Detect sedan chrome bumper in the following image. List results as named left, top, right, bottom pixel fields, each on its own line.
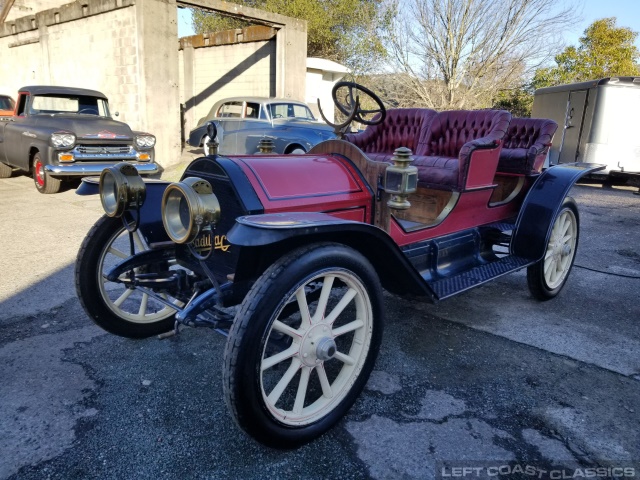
left=44, top=162, right=160, bottom=177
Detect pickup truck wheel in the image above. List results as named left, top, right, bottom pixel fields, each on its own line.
left=32, top=153, right=62, bottom=194
left=0, top=161, right=12, bottom=178
left=223, top=243, right=383, bottom=448
left=527, top=197, right=579, bottom=300
left=75, top=215, right=178, bottom=338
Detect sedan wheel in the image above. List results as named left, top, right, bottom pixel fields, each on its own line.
left=0, top=161, right=12, bottom=178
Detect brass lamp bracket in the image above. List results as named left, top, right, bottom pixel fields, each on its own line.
left=385, top=147, right=418, bottom=210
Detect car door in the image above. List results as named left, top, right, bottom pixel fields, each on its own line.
left=3, top=94, right=33, bottom=169
left=237, top=102, right=271, bottom=154
left=215, top=101, right=244, bottom=154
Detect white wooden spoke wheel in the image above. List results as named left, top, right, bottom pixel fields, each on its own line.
left=260, top=270, right=373, bottom=425
left=527, top=198, right=580, bottom=300
left=97, top=224, right=178, bottom=324
left=75, top=215, right=180, bottom=338
left=223, top=243, right=383, bottom=448
left=543, top=208, right=577, bottom=289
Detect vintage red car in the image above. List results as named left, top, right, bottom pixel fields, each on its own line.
left=75, top=82, right=603, bottom=448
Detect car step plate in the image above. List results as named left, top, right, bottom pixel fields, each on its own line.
left=429, top=255, right=532, bottom=300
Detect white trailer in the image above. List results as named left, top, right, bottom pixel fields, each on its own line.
left=532, top=77, right=640, bottom=183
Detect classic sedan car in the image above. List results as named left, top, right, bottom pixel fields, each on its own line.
left=0, top=94, right=15, bottom=117
left=187, top=96, right=335, bottom=155
left=75, top=82, right=603, bottom=449
left=0, top=85, right=158, bottom=193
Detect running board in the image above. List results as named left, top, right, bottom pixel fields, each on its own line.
left=428, top=255, right=533, bottom=300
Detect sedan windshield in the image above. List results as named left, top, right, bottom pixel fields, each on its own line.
left=29, top=94, right=110, bottom=116
left=268, top=103, right=315, bottom=121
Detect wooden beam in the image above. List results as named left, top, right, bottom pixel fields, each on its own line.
left=0, top=0, right=16, bottom=24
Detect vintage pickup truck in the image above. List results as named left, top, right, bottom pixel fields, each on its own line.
left=0, top=85, right=158, bottom=193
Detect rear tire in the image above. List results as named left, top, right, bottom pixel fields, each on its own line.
left=0, top=161, right=12, bottom=178
left=32, top=152, right=62, bottom=194
left=527, top=197, right=579, bottom=300
left=223, top=243, right=384, bottom=448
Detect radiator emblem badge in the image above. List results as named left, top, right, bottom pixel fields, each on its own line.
left=214, top=235, right=230, bottom=252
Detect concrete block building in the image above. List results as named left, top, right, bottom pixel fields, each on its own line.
left=0, top=1, right=344, bottom=166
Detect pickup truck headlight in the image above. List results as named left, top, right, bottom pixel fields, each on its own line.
left=51, top=132, right=76, bottom=148
left=162, top=177, right=221, bottom=244
left=100, top=163, right=146, bottom=218
left=135, top=134, right=156, bottom=149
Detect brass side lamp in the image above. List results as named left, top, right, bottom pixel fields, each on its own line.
left=385, top=147, right=418, bottom=210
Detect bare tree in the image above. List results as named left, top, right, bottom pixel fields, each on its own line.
left=383, top=0, right=577, bottom=110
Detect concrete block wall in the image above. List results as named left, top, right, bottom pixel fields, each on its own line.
left=181, top=39, right=276, bottom=133
left=46, top=7, right=143, bottom=130
left=0, top=5, right=142, bottom=127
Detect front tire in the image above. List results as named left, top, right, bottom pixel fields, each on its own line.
left=527, top=197, right=579, bottom=300
left=33, top=152, right=62, bottom=194
left=75, top=215, right=178, bottom=338
left=223, top=243, right=384, bottom=448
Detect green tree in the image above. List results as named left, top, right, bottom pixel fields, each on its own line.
left=492, top=86, right=534, bottom=117
left=533, top=18, right=640, bottom=88
left=191, top=0, right=391, bottom=74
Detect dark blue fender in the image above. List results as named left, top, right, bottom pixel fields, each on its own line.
left=512, top=163, right=605, bottom=261
left=227, top=212, right=436, bottom=300
left=76, top=176, right=172, bottom=245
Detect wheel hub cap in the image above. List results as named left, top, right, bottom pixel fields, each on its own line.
left=315, top=337, right=337, bottom=361
left=300, top=324, right=335, bottom=366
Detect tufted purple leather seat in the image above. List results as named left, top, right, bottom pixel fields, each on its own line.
left=344, top=108, right=437, bottom=163
left=497, top=118, right=558, bottom=174
left=345, top=108, right=512, bottom=191
left=412, top=109, right=512, bottom=190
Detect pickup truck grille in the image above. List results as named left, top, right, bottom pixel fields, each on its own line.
left=76, top=145, right=132, bottom=154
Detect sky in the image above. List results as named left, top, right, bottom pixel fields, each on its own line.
left=177, top=0, right=640, bottom=49
left=564, top=0, right=640, bottom=48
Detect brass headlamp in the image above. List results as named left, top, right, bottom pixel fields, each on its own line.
left=161, top=177, right=221, bottom=244
left=99, top=163, right=146, bottom=218
left=384, top=147, right=418, bottom=210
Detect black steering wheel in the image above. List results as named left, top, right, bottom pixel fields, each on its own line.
left=332, top=81, right=386, bottom=126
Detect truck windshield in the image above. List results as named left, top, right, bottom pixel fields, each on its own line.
left=29, top=94, right=110, bottom=117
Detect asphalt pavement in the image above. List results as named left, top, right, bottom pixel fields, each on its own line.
left=1, top=168, right=639, bottom=480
